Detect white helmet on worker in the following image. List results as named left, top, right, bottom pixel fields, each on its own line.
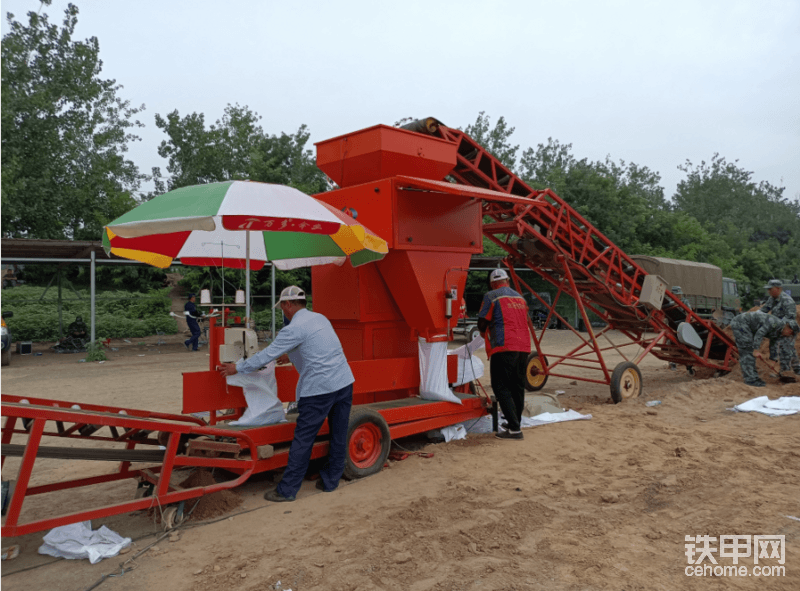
left=273, top=285, right=306, bottom=308
left=490, top=268, right=509, bottom=283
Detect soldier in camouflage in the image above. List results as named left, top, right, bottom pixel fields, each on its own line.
left=760, top=279, right=800, bottom=375
left=730, top=311, right=800, bottom=387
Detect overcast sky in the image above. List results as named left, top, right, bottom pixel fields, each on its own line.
left=3, top=0, right=799, bottom=202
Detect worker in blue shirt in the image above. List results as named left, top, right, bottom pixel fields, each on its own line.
left=218, top=286, right=355, bottom=502
left=184, top=293, right=203, bottom=351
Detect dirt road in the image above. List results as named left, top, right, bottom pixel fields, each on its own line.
left=2, top=331, right=798, bottom=590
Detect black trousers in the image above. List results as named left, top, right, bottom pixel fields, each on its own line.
left=490, top=351, right=527, bottom=432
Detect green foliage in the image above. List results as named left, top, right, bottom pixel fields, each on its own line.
left=19, top=263, right=168, bottom=292
left=84, top=340, right=107, bottom=362
left=251, top=308, right=283, bottom=333
left=673, top=154, right=800, bottom=298
left=462, top=112, right=519, bottom=171
left=176, top=265, right=311, bottom=302
left=1, top=286, right=177, bottom=341
left=151, top=104, right=328, bottom=196
left=1, top=2, right=146, bottom=239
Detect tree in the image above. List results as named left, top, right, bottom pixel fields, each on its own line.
left=463, top=111, right=519, bottom=171
left=2, top=1, right=146, bottom=239
left=518, top=138, right=667, bottom=253
left=674, top=154, right=800, bottom=242
left=152, top=104, right=328, bottom=196
left=674, top=154, right=800, bottom=289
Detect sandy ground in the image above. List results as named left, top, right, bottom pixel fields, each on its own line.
left=2, top=328, right=799, bottom=591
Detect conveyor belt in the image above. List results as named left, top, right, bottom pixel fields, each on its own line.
left=1, top=444, right=166, bottom=463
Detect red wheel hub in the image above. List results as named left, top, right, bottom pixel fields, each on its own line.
left=349, top=423, right=382, bottom=468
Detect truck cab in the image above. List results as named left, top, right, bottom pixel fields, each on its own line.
left=721, top=278, right=741, bottom=324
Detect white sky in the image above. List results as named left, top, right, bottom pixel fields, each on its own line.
left=3, top=0, right=799, bottom=202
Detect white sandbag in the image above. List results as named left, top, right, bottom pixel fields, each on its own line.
left=440, top=423, right=467, bottom=442
left=447, top=335, right=486, bottom=386
left=226, top=361, right=287, bottom=426
left=418, top=339, right=461, bottom=404
left=38, top=521, right=131, bottom=564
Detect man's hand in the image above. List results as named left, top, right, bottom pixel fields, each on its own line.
left=217, top=363, right=238, bottom=377
left=277, top=354, right=291, bottom=365
left=753, top=351, right=763, bottom=360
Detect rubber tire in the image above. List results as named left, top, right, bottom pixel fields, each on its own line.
left=686, top=366, right=696, bottom=377
left=524, top=352, right=548, bottom=392
left=343, top=408, right=391, bottom=481
left=468, top=327, right=480, bottom=342
left=1, top=347, right=10, bottom=367
left=610, top=361, right=643, bottom=404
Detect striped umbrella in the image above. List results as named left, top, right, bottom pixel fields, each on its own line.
left=102, top=180, right=387, bottom=270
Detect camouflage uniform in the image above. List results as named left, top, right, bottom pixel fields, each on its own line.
left=730, top=311, right=789, bottom=386
left=760, top=290, right=799, bottom=374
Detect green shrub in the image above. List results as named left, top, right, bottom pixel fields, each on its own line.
left=84, top=340, right=107, bottom=362
left=2, top=286, right=178, bottom=341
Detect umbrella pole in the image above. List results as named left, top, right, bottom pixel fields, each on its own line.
left=246, top=231, right=251, bottom=328
left=271, top=264, right=276, bottom=339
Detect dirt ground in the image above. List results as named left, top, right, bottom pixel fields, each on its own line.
left=2, top=328, right=799, bottom=591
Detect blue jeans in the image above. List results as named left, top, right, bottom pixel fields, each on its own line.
left=277, top=383, right=353, bottom=497
left=185, top=319, right=201, bottom=350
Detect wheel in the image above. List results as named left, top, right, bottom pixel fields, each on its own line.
left=686, top=366, right=696, bottom=377
left=163, top=504, right=186, bottom=530
left=467, top=327, right=480, bottom=342
left=713, top=370, right=730, bottom=379
left=343, top=408, right=391, bottom=480
left=524, top=352, right=548, bottom=392
left=610, top=362, right=643, bottom=403
left=1, top=347, right=9, bottom=367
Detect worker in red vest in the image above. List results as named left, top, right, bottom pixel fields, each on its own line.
left=477, top=269, right=531, bottom=440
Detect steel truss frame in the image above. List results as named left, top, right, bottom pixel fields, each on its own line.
left=424, top=123, right=737, bottom=388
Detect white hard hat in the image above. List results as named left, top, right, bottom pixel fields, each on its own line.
left=273, top=285, right=306, bottom=308
left=490, top=268, right=509, bottom=282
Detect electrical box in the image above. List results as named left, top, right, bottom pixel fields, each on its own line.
left=640, top=275, right=667, bottom=310
left=218, top=328, right=259, bottom=363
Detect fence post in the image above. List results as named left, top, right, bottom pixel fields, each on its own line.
left=90, top=251, right=96, bottom=344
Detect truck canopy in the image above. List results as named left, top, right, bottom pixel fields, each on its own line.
left=630, top=256, right=722, bottom=299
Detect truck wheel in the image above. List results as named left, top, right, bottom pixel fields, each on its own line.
left=524, top=352, right=548, bottom=392
left=1, top=347, right=10, bottom=367
left=610, top=362, right=642, bottom=403
left=468, top=327, right=480, bottom=342
left=343, top=408, right=391, bottom=480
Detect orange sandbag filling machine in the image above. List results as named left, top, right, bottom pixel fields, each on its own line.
left=1, top=124, right=491, bottom=537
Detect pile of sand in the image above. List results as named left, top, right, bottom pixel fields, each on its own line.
left=178, top=469, right=243, bottom=521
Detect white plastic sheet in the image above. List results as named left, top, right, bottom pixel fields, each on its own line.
left=38, top=521, right=131, bottom=564
left=450, top=408, right=592, bottom=435
left=733, top=396, right=800, bottom=417
left=521, top=409, right=593, bottom=427
left=418, top=339, right=461, bottom=404
left=226, top=361, right=287, bottom=426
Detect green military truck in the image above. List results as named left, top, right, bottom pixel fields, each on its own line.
left=630, top=256, right=741, bottom=325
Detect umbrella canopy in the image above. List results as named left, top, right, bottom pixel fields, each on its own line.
left=102, top=181, right=388, bottom=270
